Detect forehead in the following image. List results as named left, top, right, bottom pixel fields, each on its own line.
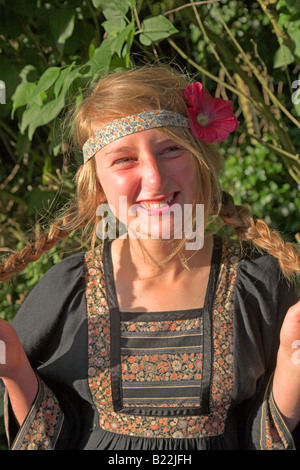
left=96, top=128, right=179, bottom=157
left=82, top=110, right=190, bottom=164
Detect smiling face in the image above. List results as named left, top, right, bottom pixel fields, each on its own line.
left=94, top=128, right=201, bottom=241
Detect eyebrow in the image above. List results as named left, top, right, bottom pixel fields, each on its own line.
left=103, top=138, right=178, bottom=156
left=104, top=146, right=134, bottom=156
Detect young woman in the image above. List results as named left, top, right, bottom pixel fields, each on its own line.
left=0, top=65, right=299, bottom=450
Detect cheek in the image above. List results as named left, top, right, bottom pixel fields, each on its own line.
left=174, top=156, right=199, bottom=187
left=181, top=158, right=201, bottom=204
left=97, top=172, right=137, bottom=216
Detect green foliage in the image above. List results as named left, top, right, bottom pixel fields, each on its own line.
left=220, top=140, right=300, bottom=238
left=139, top=15, right=178, bottom=45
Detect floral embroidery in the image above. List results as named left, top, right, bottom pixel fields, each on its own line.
left=120, top=317, right=204, bottom=409
left=260, top=376, right=295, bottom=450
left=10, top=376, right=64, bottom=450
left=121, top=318, right=202, bottom=333
left=84, top=238, right=241, bottom=438
left=121, top=352, right=203, bottom=383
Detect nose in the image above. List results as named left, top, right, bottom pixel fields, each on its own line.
left=141, top=157, right=168, bottom=192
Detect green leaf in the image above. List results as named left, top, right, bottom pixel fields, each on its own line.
left=114, top=22, right=135, bottom=56
left=278, top=13, right=293, bottom=29
left=102, top=18, right=127, bottom=35
left=34, top=67, right=61, bottom=96
left=91, top=0, right=106, bottom=7
left=20, top=103, right=43, bottom=135
left=29, top=67, right=61, bottom=107
left=273, top=44, right=295, bottom=68
left=11, top=82, right=36, bottom=117
left=89, top=43, right=96, bottom=60
left=290, top=29, right=300, bottom=58
left=102, top=7, right=126, bottom=23
left=285, top=0, right=300, bottom=15
left=139, top=15, right=178, bottom=46
left=87, top=39, right=113, bottom=74
left=20, top=67, right=80, bottom=140
left=28, top=99, right=66, bottom=140
left=100, top=4, right=129, bottom=36
left=54, top=63, right=75, bottom=98
left=56, top=67, right=80, bottom=99
left=12, top=67, right=60, bottom=117
left=92, top=0, right=134, bottom=14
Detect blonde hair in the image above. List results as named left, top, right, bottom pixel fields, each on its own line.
left=1, top=64, right=299, bottom=281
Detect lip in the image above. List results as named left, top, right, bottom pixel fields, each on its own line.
left=136, top=192, right=179, bottom=215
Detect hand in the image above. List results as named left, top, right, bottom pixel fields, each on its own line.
left=0, top=318, right=38, bottom=426
left=278, top=300, right=300, bottom=373
left=273, top=300, right=300, bottom=431
left=0, top=318, right=25, bottom=380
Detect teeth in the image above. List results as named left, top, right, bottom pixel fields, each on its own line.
left=140, top=193, right=175, bottom=209
left=140, top=202, right=167, bottom=209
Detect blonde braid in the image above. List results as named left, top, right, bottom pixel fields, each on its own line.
left=0, top=220, right=72, bottom=282
left=219, top=191, right=300, bottom=280
left=0, top=160, right=104, bottom=282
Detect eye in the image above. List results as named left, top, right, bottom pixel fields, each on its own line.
left=113, top=157, right=137, bottom=166
left=161, top=145, right=184, bottom=156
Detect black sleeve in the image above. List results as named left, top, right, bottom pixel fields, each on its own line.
left=233, top=248, right=299, bottom=450
left=3, top=251, right=90, bottom=450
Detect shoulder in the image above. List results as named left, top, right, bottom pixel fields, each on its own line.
left=11, top=250, right=89, bottom=366
left=221, top=236, right=298, bottom=314
left=23, top=250, right=87, bottom=302
left=225, top=237, right=298, bottom=320
left=42, top=250, right=86, bottom=280
left=222, top=237, right=288, bottom=286
left=224, top=238, right=298, bottom=372
left=12, top=251, right=87, bottom=334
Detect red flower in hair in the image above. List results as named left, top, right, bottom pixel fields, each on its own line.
left=184, top=82, right=239, bottom=143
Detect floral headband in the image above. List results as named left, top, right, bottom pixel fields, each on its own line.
left=82, top=82, right=239, bottom=164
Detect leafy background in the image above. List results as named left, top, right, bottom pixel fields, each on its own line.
left=0, top=0, right=299, bottom=449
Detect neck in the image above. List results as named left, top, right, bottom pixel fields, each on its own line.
left=112, top=234, right=213, bottom=282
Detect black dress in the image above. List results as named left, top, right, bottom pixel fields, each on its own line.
left=2, top=236, right=299, bottom=450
